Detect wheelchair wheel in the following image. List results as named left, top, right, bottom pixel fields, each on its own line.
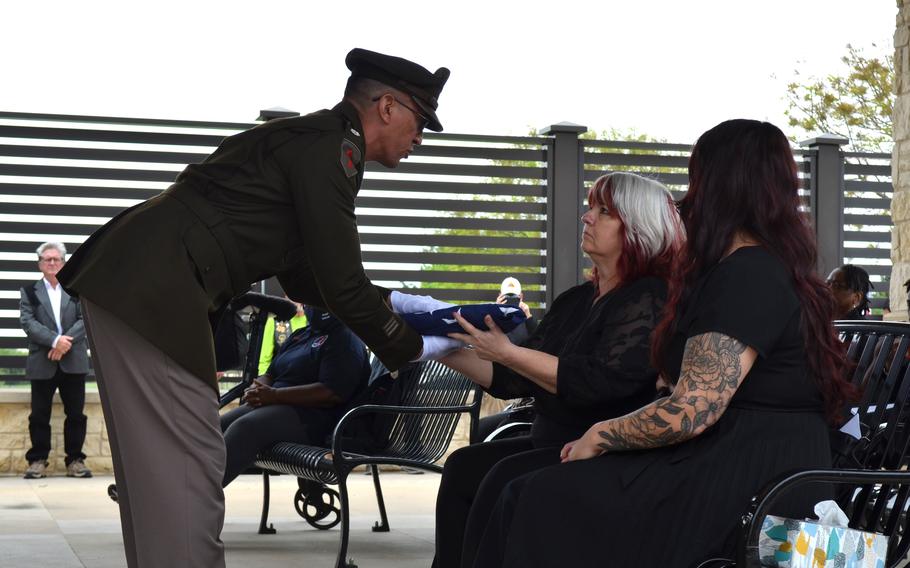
left=694, top=560, right=735, bottom=568
left=484, top=421, right=533, bottom=443
left=294, top=484, right=342, bottom=530
left=107, top=483, right=118, bottom=503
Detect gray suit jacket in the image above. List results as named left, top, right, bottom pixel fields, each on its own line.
left=19, top=280, right=89, bottom=379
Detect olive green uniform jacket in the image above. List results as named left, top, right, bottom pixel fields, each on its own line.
left=58, top=101, right=422, bottom=391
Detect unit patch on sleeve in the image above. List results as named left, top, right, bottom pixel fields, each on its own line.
left=340, top=138, right=362, bottom=178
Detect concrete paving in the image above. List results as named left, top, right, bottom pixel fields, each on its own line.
left=0, top=472, right=441, bottom=567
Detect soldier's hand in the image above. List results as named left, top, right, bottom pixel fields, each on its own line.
left=413, top=335, right=464, bottom=361
left=390, top=291, right=454, bottom=314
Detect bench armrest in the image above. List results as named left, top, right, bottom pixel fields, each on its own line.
left=738, top=468, right=910, bottom=567
left=330, top=402, right=477, bottom=466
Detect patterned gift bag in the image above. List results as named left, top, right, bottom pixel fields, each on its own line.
left=758, top=515, right=888, bottom=567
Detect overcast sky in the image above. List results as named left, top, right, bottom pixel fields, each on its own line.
left=1, top=0, right=898, bottom=143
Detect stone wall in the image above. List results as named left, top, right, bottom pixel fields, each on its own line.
left=0, top=390, right=112, bottom=476
left=892, top=0, right=910, bottom=320
left=0, top=389, right=506, bottom=476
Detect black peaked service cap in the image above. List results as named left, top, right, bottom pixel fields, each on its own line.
left=346, top=48, right=450, bottom=132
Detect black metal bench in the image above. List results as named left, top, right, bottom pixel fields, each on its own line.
left=727, top=321, right=910, bottom=567
left=252, top=358, right=482, bottom=568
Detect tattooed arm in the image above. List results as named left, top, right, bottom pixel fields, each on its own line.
left=561, top=332, right=757, bottom=462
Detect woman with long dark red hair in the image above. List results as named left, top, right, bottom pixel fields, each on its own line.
left=470, top=119, right=854, bottom=567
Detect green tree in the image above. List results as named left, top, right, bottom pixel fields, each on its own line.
left=418, top=128, right=675, bottom=308
left=784, top=43, right=893, bottom=152
left=784, top=43, right=894, bottom=316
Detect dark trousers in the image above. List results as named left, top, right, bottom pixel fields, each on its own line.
left=26, top=369, right=87, bottom=465
left=433, top=437, right=561, bottom=568
left=220, top=403, right=314, bottom=487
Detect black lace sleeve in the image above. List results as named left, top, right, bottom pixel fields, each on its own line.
left=555, top=281, right=664, bottom=408
left=484, top=310, right=554, bottom=400
left=482, top=286, right=576, bottom=400
left=485, top=363, right=535, bottom=399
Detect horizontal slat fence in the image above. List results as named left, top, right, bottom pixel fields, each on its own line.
left=359, top=133, right=549, bottom=308
left=842, top=151, right=893, bottom=311
left=581, top=139, right=815, bottom=279
left=0, top=112, right=549, bottom=378
left=0, top=111, right=896, bottom=378
left=0, top=113, right=239, bottom=376
left=579, top=137, right=893, bottom=314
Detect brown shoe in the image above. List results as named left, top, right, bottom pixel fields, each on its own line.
left=24, top=461, right=47, bottom=479
left=66, top=459, right=92, bottom=478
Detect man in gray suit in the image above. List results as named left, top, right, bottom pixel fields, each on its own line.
left=19, top=242, right=91, bottom=479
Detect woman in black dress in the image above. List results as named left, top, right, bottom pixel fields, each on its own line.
left=472, top=119, right=857, bottom=567
left=432, top=172, right=685, bottom=568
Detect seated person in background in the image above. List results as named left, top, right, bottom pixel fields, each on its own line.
left=476, top=277, right=539, bottom=442
left=497, top=276, right=538, bottom=345
left=827, top=264, right=873, bottom=320
left=258, top=297, right=308, bottom=375
left=220, top=306, right=369, bottom=487
left=430, top=172, right=685, bottom=568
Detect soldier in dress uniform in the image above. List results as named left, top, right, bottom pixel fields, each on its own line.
left=57, top=48, right=451, bottom=568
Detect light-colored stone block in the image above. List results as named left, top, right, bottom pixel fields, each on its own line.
left=0, top=395, right=114, bottom=476
left=81, top=436, right=101, bottom=457
left=0, top=451, right=12, bottom=473
left=0, top=433, right=29, bottom=451
left=897, top=141, right=910, bottom=180
left=891, top=190, right=910, bottom=222
left=0, top=405, right=30, bottom=434
left=898, top=25, right=910, bottom=50
left=889, top=261, right=910, bottom=320
left=84, top=456, right=114, bottom=474
left=899, top=47, right=910, bottom=96
left=895, top=8, right=910, bottom=307
left=48, top=457, right=64, bottom=474
left=896, top=96, right=910, bottom=144
left=85, top=411, right=104, bottom=434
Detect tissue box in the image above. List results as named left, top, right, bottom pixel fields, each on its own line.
left=758, top=515, right=888, bottom=567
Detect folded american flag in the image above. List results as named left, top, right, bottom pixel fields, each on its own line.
left=401, top=304, right=527, bottom=336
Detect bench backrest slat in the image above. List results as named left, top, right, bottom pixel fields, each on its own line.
left=385, top=360, right=478, bottom=463
left=833, top=321, right=910, bottom=560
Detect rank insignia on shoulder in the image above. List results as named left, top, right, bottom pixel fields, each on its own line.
left=340, top=138, right=362, bottom=178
